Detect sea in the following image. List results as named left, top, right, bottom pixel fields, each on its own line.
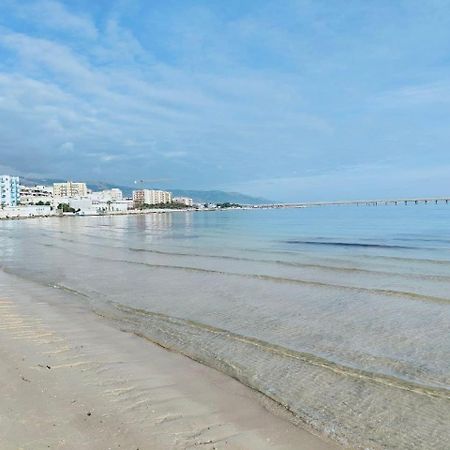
left=1, top=205, right=449, bottom=449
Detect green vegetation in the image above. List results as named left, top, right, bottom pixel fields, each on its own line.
left=57, top=203, right=77, bottom=213
left=216, top=202, right=242, bottom=208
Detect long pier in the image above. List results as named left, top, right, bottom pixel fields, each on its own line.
left=254, top=197, right=450, bottom=208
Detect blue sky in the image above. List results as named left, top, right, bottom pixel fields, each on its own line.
left=0, top=0, right=450, bottom=201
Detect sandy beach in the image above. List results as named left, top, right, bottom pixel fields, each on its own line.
left=0, top=269, right=338, bottom=450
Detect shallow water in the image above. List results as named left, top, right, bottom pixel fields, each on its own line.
left=1, top=205, right=449, bottom=449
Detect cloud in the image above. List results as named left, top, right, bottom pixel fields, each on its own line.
left=376, top=82, right=450, bottom=107
left=0, top=1, right=450, bottom=198
left=0, top=20, right=331, bottom=180
left=12, top=0, right=98, bottom=39
left=0, top=28, right=104, bottom=91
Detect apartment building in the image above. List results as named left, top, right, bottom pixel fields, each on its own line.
left=90, top=188, right=123, bottom=202
left=0, top=175, right=20, bottom=207
left=20, top=185, right=53, bottom=205
left=53, top=181, right=88, bottom=198
left=133, top=189, right=172, bottom=207
left=172, top=196, right=193, bottom=207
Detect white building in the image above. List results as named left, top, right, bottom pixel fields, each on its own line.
left=57, top=197, right=131, bottom=215
left=93, top=200, right=129, bottom=213
left=20, top=185, right=53, bottom=205
left=172, top=196, right=193, bottom=207
left=53, top=181, right=87, bottom=198
left=133, top=189, right=172, bottom=207
left=0, top=204, right=52, bottom=219
left=90, top=188, right=123, bottom=202
left=0, top=175, right=20, bottom=207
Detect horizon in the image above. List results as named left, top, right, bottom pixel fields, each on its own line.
left=1, top=1, right=450, bottom=201
left=16, top=175, right=450, bottom=205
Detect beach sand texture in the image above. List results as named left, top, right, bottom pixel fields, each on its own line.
left=0, top=270, right=337, bottom=450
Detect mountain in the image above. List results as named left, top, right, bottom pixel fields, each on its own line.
left=21, top=177, right=270, bottom=205
left=169, top=189, right=269, bottom=205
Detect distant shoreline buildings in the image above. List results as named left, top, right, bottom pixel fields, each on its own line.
left=0, top=175, right=196, bottom=219
left=133, top=189, right=172, bottom=208
left=173, top=196, right=194, bottom=207
left=53, top=181, right=87, bottom=198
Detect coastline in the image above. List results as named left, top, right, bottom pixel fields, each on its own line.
left=0, top=206, right=252, bottom=221
left=0, top=269, right=338, bottom=450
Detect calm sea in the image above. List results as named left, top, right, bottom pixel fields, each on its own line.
left=1, top=205, right=449, bottom=449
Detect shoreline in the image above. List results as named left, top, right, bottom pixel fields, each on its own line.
left=0, top=206, right=254, bottom=221
left=0, top=269, right=339, bottom=450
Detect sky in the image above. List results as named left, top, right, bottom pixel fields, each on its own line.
left=1, top=0, right=450, bottom=201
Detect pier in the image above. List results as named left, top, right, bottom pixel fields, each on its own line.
left=255, top=197, right=450, bottom=208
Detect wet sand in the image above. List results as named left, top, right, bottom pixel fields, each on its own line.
left=0, top=270, right=339, bottom=450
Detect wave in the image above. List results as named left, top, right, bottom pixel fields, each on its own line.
left=393, top=235, right=450, bottom=244
left=33, top=235, right=450, bottom=282
left=2, top=266, right=449, bottom=449
left=285, top=240, right=417, bottom=249
left=37, top=226, right=450, bottom=267
left=36, top=243, right=450, bottom=305
left=105, top=302, right=450, bottom=449
left=129, top=247, right=450, bottom=281
left=113, top=303, right=450, bottom=398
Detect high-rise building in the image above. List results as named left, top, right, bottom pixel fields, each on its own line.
left=53, top=181, right=87, bottom=198
left=133, top=189, right=172, bottom=207
left=0, top=175, right=20, bottom=207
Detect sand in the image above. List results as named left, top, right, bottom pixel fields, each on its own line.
left=0, top=270, right=339, bottom=450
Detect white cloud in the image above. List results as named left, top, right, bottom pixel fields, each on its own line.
left=1, top=1, right=448, bottom=197
left=376, top=82, right=450, bottom=107
left=14, top=0, right=98, bottom=39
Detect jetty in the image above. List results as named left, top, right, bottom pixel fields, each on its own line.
left=254, top=197, right=450, bottom=208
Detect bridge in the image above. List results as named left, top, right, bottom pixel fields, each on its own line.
left=254, top=197, right=450, bottom=208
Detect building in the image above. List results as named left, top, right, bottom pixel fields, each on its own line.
left=133, top=189, right=172, bottom=207
left=93, top=200, right=129, bottom=213
left=0, top=175, right=20, bottom=207
left=60, top=198, right=130, bottom=215
left=0, top=204, right=52, bottom=219
left=20, top=185, right=53, bottom=205
left=172, top=196, right=193, bottom=207
left=53, top=181, right=87, bottom=198
left=90, top=188, right=123, bottom=202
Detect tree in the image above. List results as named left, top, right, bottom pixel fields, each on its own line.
left=217, top=202, right=241, bottom=208
left=57, top=203, right=76, bottom=213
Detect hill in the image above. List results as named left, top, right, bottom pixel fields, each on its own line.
left=21, top=178, right=270, bottom=205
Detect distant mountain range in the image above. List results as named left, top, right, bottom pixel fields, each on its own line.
left=21, top=177, right=270, bottom=205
